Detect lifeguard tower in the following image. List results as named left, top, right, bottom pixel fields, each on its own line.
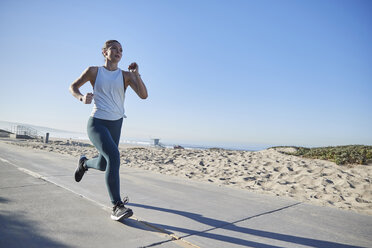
left=152, top=138, right=160, bottom=146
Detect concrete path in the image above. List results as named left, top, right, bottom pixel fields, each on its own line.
left=0, top=141, right=371, bottom=248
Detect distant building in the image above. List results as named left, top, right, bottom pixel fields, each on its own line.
left=0, top=129, right=13, bottom=138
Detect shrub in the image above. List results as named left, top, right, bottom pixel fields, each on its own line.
left=276, top=145, right=372, bottom=165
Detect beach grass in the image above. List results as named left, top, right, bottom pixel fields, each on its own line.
left=276, top=145, right=372, bottom=165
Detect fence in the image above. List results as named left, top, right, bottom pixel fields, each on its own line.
left=10, top=125, right=43, bottom=139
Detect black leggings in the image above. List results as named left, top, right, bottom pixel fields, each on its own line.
left=85, top=117, right=123, bottom=204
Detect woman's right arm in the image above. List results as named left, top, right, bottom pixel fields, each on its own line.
left=69, top=67, right=96, bottom=104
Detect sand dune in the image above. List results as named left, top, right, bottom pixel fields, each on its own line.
left=2, top=138, right=371, bottom=215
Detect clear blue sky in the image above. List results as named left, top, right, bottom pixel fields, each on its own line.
left=0, top=0, right=371, bottom=148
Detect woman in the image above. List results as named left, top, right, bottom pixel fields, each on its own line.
left=69, top=40, right=148, bottom=221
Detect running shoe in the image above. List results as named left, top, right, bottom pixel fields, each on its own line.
left=74, top=155, right=88, bottom=182
left=111, top=201, right=133, bottom=221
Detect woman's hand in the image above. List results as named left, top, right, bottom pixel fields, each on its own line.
left=126, top=62, right=148, bottom=99
left=82, top=93, right=94, bottom=104
left=128, top=62, right=140, bottom=75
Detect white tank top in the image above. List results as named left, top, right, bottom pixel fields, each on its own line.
left=91, top=67, right=126, bottom=120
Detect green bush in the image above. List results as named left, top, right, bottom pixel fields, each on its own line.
left=276, top=145, right=372, bottom=165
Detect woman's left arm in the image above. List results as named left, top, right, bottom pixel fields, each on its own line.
left=126, top=62, right=148, bottom=99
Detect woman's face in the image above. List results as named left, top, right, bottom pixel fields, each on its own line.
left=104, top=42, right=123, bottom=62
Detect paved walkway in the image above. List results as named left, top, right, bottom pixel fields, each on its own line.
left=0, top=141, right=371, bottom=248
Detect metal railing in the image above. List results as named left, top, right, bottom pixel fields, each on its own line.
left=11, top=125, right=43, bottom=139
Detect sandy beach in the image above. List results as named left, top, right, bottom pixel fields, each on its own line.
left=1, top=138, right=371, bottom=216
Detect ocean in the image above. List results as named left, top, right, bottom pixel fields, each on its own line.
left=0, top=120, right=268, bottom=151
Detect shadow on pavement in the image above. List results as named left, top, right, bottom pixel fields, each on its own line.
left=129, top=203, right=365, bottom=248
left=121, top=217, right=169, bottom=234
left=0, top=196, right=10, bottom=203
left=0, top=208, right=69, bottom=248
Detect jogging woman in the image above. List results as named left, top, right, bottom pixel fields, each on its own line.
left=69, top=40, right=148, bottom=221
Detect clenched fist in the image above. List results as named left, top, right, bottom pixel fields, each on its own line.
left=128, top=62, right=139, bottom=74
left=81, top=93, right=94, bottom=104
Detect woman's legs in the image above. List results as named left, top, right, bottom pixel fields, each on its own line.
left=85, top=117, right=123, bottom=204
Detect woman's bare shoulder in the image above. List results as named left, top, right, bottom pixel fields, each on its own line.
left=87, top=66, right=99, bottom=74
left=84, top=66, right=98, bottom=80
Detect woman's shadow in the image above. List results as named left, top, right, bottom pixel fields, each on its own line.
left=121, top=202, right=364, bottom=248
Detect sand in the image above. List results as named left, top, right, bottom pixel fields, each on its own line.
left=2, top=138, right=371, bottom=216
